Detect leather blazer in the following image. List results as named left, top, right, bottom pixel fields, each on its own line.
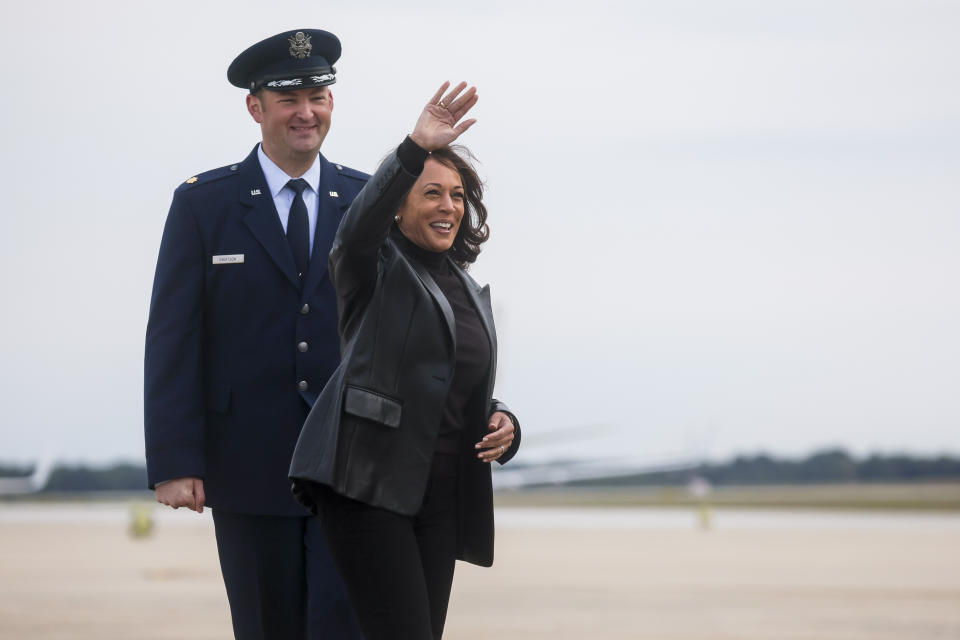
left=290, top=142, right=520, bottom=566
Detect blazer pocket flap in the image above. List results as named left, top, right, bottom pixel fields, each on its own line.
left=343, top=386, right=402, bottom=428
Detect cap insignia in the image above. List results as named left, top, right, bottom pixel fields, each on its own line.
left=289, top=32, right=312, bottom=59
left=311, top=74, right=334, bottom=84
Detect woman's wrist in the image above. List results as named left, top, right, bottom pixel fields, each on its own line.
left=397, top=135, right=430, bottom=175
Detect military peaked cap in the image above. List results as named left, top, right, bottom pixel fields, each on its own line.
left=227, top=29, right=341, bottom=92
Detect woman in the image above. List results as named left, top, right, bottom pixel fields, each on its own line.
left=289, top=82, right=520, bottom=639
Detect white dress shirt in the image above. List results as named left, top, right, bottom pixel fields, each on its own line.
left=257, top=144, right=321, bottom=257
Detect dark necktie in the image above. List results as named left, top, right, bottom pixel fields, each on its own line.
left=286, top=178, right=310, bottom=278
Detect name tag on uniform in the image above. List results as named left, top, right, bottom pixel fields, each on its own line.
left=212, top=254, right=244, bottom=265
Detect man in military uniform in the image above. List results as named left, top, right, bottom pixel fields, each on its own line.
left=144, top=29, right=365, bottom=639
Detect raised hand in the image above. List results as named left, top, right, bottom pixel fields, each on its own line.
left=409, top=81, right=478, bottom=151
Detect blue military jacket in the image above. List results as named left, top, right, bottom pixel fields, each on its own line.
left=144, top=145, right=368, bottom=515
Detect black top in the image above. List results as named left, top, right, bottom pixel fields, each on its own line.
left=398, top=235, right=491, bottom=454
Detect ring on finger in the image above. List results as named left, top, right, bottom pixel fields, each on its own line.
left=438, top=100, right=447, bottom=108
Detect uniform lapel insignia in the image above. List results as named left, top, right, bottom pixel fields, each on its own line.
left=250, top=189, right=262, bottom=196
left=238, top=149, right=300, bottom=291
left=301, top=155, right=344, bottom=297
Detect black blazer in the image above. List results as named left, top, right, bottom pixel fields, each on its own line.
left=290, top=143, right=520, bottom=566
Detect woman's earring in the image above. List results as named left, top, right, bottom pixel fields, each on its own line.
left=395, top=215, right=401, bottom=223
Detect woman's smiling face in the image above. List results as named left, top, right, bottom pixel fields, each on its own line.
left=397, top=158, right=465, bottom=253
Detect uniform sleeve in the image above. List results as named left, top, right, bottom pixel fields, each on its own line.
left=143, top=191, right=207, bottom=488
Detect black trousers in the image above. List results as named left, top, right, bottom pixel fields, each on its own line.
left=316, top=453, right=460, bottom=640
left=211, top=510, right=364, bottom=640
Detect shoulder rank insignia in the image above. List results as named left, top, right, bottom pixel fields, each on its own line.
left=289, top=32, right=312, bottom=59
left=186, top=176, right=198, bottom=184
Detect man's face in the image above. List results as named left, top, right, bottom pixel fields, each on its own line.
left=246, top=86, right=333, bottom=163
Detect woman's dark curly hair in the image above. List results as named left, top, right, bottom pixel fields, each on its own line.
left=412, top=145, right=489, bottom=268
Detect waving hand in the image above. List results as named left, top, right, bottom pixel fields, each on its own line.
left=409, top=81, right=479, bottom=151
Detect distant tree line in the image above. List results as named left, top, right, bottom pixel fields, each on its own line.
left=0, top=462, right=148, bottom=492
left=705, top=449, right=960, bottom=484
left=0, top=463, right=33, bottom=477
left=42, top=463, right=149, bottom=492
left=562, top=449, right=960, bottom=488
left=1, top=449, right=959, bottom=491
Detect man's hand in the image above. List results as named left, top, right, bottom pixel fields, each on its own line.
left=409, top=81, right=478, bottom=151
left=155, top=477, right=206, bottom=513
left=475, top=411, right=515, bottom=463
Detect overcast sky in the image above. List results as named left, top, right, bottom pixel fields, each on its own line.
left=1, top=0, right=958, bottom=467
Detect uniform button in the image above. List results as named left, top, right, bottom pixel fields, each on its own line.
left=297, top=380, right=309, bottom=392
left=300, top=304, right=310, bottom=315
left=297, top=341, right=309, bottom=352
